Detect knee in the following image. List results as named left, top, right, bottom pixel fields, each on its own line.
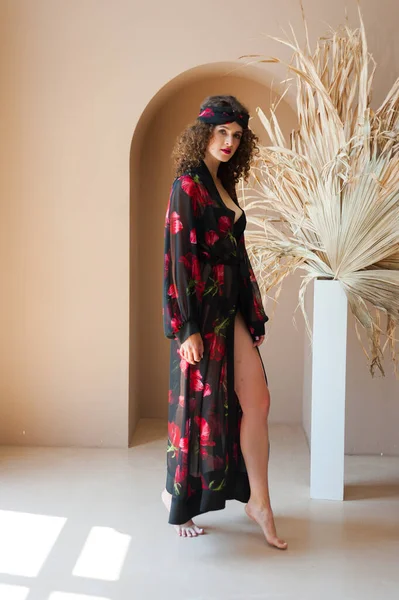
left=260, top=392, right=271, bottom=420
left=240, top=389, right=271, bottom=421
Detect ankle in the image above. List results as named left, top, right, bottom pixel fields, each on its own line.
left=248, top=497, right=272, bottom=512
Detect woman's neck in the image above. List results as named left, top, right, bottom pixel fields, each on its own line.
left=203, top=154, right=220, bottom=182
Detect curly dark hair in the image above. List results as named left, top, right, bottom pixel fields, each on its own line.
left=172, top=95, right=259, bottom=196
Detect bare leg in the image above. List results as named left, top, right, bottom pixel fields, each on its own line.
left=234, top=312, right=287, bottom=550
left=161, top=489, right=204, bottom=537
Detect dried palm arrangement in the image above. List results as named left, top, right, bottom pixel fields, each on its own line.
left=241, top=6, right=399, bottom=377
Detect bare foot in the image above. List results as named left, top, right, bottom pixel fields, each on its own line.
left=245, top=501, right=287, bottom=550
left=161, top=489, right=204, bottom=537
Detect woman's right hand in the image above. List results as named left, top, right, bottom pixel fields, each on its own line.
left=180, top=333, right=204, bottom=365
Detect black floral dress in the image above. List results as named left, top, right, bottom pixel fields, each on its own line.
left=163, top=160, right=268, bottom=525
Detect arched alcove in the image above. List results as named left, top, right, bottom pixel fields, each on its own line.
left=128, top=62, right=299, bottom=442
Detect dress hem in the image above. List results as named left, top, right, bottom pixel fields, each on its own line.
left=166, top=472, right=251, bottom=525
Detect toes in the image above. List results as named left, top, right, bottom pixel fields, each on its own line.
left=268, top=536, right=287, bottom=550
left=180, top=526, right=204, bottom=537
left=193, top=526, right=204, bottom=535
left=174, top=522, right=204, bottom=538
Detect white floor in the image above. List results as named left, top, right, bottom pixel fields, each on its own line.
left=0, top=421, right=398, bottom=600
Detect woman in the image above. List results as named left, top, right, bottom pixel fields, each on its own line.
left=162, top=95, right=287, bottom=549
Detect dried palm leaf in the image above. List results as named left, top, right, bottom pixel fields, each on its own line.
left=240, top=5, right=399, bottom=376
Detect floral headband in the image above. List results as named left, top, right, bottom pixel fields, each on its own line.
left=197, top=106, right=249, bottom=129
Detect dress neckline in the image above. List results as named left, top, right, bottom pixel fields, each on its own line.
left=234, top=211, right=245, bottom=226
left=196, top=160, right=244, bottom=223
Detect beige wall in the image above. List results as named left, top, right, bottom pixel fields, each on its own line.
left=302, top=287, right=399, bottom=456
left=345, top=315, right=399, bottom=456
left=0, top=0, right=398, bottom=449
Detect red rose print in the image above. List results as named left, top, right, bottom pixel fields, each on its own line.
left=195, top=183, right=213, bottom=207
left=190, top=228, right=197, bottom=244
left=181, top=445, right=188, bottom=466
left=164, top=251, right=170, bottom=276
left=179, top=176, right=214, bottom=215
left=168, top=390, right=173, bottom=404
left=194, top=417, right=215, bottom=446
left=196, top=281, right=205, bottom=302
left=190, top=368, right=204, bottom=392
left=204, top=383, right=211, bottom=396
left=205, top=230, right=219, bottom=246
left=180, top=175, right=197, bottom=198
left=175, top=464, right=188, bottom=484
left=178, top=395, right=185, bottom=407
left=168, top=422, right=181, bottom=448
left=180, top=357, right=189, bottom=375
left=170, top=211, right=183, bottom=234
left=197, top=184, right=214, bottom=206
left=191, top=255, right=201, bottom=280
left=164, top=202, right=170, bottom=227
left=214, top=264, right=224, bottom=293
left=171, top=315, right=182, bottom=333
left=199, top=108, right=215, bottom=118
left=179, top=436, right=189, bottom=453
left=168, top=284, right=178, bottom=299
left=253, top=296, right=264, bottom=320
left=179, top=253, right=192, bottom=269
left=218, top=215, right=232, bottom=235
left=205, top=332, right=225, bottom=361
left=200, top=474, right=209, bottom=490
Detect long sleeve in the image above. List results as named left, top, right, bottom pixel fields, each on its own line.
left=238, top=233, right=269, bottom=339
left=163, top=177, right=202, bottom=344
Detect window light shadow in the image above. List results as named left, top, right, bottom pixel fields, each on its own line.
left=0, top=583, right=30, bottom=600
left=72, top=526, right=131, bottom=582
left=0, top=510, right=66, bottom=577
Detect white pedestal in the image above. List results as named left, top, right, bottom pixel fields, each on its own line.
left=310, top=280, right=348, bottom=500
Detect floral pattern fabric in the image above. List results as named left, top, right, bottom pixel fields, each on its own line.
left=163, top=161, right=268, bottom=525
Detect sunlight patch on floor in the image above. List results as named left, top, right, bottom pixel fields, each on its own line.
left=0, top=584, right=30, bottom=600
left=72, top=527, right=131, bottom=582
left=0, top=510, right=66, bottom=577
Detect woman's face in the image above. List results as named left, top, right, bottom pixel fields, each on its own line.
left=206, top=122, right=243, bottom=163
